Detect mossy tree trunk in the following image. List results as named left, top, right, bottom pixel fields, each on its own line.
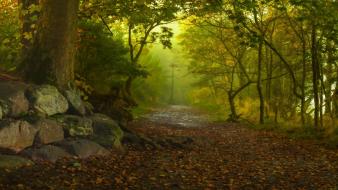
left=21, top=0, right=79, bottom=89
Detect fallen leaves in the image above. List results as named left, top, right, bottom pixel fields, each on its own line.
left=0, top=110, right=337, bottom=189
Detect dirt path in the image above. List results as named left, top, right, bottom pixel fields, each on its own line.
left=0, top=106, right=337, bottom=189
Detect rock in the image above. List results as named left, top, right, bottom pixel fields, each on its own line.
left=0, top=120, right=38, bottom=152
left=0, top=81, right=29, bottom=117
left=27, top=85, right=68, bottom=116
left=34, top=119, right=64, bottom=144
left=55, top=115, right=93, bottom=137
left=56, top=139, right=110, bottom=158
left=22, top=145, right=71, bottom=163
left=90, top=114, right=123, bottom=148
left=0, top=154, right=33, bottom=169
left=64, top=88, right=86, bottom=116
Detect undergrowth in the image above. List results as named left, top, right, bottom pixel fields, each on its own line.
left=243, top=120, right=338, bottom=149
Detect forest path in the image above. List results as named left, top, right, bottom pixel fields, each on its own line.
left=142, top=105, right=209, bottom=128
left=0, top=106, right=337, bottom=189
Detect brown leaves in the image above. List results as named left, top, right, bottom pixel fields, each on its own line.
left=0, top=118, right=337, bottom=189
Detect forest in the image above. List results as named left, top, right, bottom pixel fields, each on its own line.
left=0, top=0, right=337, bottom=189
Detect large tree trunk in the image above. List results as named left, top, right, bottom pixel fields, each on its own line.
left=21, top=0, right=79, bottom=89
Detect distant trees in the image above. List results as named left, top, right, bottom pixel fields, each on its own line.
left=0, top=0, right=336, bottom=128
left=181, top=15, right=255, bottom=121
left=181, top=0, right=338, bottom=127
left=79, top=0, right=187, bottom=105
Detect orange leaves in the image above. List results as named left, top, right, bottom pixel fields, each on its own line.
left=0, top=114, right=338, bottom=189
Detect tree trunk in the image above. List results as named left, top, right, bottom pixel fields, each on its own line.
left=311, top=24, right=320, bottom=128
left=21, top=0, right=79, bottom=89
left=325, top=40, right=334, bottom=116
left=333, top=88, right=338, bottom=118
left=265, top=45, right=272, bottom=119
left=300, top=39, right=307, bottom=125
left=257, top=41, right=264, bottom=124
left=124, top=76, right=137, bottom=106
left=227, top=92, right=238, bottom=122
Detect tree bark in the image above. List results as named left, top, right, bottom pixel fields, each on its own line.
left=228, top=91, right=238, bottom=122
left=257, top=41, right=264, bottom=124
left=300, top=38, right=307, bottom=125
left=333, top=88, right=338, bottom=118
left=265, top=46, right=273, bottom=119
left=21, top=0, right=79, bottom=89
left=325, top=40, right=334, bottom=116
left=311, top=24, right=320, bottom=128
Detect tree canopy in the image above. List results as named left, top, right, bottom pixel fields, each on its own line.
left=0, top=0, right=337, bottom=130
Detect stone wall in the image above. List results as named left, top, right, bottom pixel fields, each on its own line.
left=0, top=81, right=123, bottom=168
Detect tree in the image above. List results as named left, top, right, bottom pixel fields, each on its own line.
left=20, top=0, right=80, bottom=88
left=0, top=0, right=21, bottom=70
left=180, top=15, right=255, bottom=121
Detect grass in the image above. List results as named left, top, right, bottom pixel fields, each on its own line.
left=243, top=119, right=338, bottom=149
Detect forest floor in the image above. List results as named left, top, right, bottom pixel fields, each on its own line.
left=0, top=105, right=337, bottom=190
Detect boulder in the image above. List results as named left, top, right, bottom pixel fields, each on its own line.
left=0, top=120, right=38, bottom=152
left=27, top=85, right=68, bottom=116
left=34, top=119, right=64, bottom=144
left=56, top=139, right=110, bottom=158
left=55, top=115, right=93, bottom=137
left=64, top=88, right=86, bottom=116
left=22, top=145, right=72, bottom=163
left=90, top=114, right=123, bottom=148
left=0, top=155, right=33, bottom=169
left=0, top=81, right=29, bottom=117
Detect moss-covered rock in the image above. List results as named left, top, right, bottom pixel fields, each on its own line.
left=64, top=88, right=86, bottom=116
left=54, top=115, right=93, bottom=137
left=90, top=114, right=123, bottom=149
left=27, top=85, right=68, bottom=116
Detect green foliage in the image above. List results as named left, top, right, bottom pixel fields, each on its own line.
left=76, top=19, right=146, bottom=93
left=0, top=0, right=20, bottom=70
left=247, top=119, right=338, bottom=148
left=132, top=53, right=170, bottom=105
